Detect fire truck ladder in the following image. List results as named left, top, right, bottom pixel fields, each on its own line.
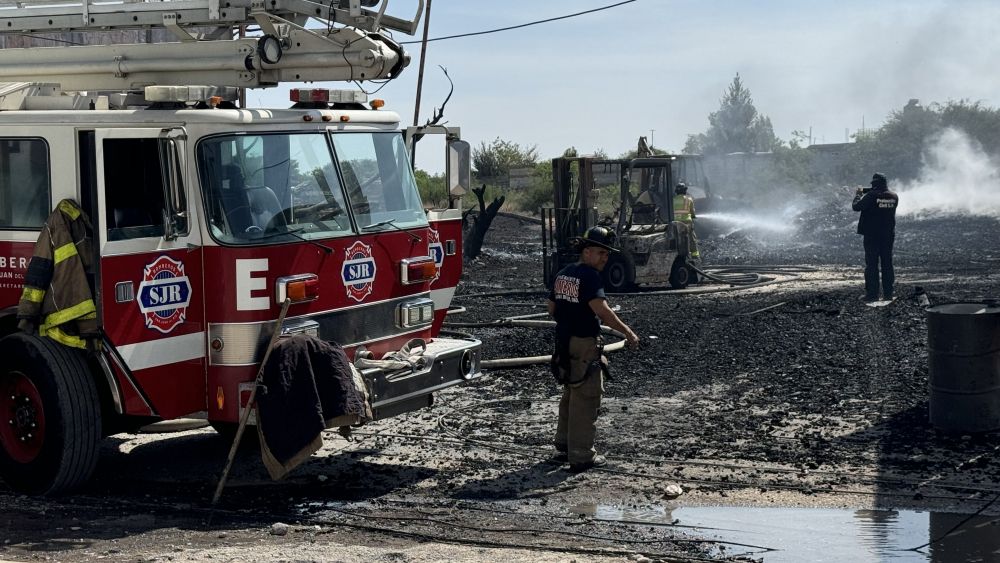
left=0, top=0, right=421, bottom=91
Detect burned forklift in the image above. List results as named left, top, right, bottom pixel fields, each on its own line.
left=542, top=154, right=704, bottom=291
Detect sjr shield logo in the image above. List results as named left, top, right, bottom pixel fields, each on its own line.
left=137, top=256, right=192, bottom=333
left=427, top=228, right=444, bottom=282
left=342, top=240, right=376, bottom=302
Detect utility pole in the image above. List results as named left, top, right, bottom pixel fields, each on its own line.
left=410, top=0, right=433, bottom=167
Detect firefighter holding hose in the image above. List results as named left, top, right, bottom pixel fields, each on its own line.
left=547, top=226, right=639, bottom=472
left=673, top=182, right=700, bottom=261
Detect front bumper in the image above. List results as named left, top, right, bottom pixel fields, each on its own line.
left=362, top=336, right=482, bottom=420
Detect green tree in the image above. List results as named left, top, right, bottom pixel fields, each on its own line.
left=937, top=100, right=1000, bottom=155
left=684, top=74, right=780, bottom=155
left=844, top=99, right=941, bottom=183
left=413, top=169, right=447, bottom=208
left=472, top=137, right=539, bottom=182
left=840, top=98, right=1000, bottom=185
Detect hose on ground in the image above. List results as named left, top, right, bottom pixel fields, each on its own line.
left=447, top=264, right=810, bottom=368
left=689, top=263, right=762, bottom=285
left=442, top=317, right=625, bottom=370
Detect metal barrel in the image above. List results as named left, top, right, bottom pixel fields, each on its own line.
left=927, top=303, right=1000, bottom=432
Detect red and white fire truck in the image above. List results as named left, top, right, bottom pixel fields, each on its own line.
left=0, top=0, right=481, bottom=494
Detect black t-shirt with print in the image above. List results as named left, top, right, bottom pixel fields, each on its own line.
left=548, top=262, right=605, bottom=338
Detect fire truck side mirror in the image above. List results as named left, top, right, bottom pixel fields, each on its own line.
left=447, top=139, right=470, bottom=199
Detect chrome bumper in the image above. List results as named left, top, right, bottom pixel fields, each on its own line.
left=362, top=336, right=483, bottom=420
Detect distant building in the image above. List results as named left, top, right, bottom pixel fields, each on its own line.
left=807, top=142, right=853, bottom=179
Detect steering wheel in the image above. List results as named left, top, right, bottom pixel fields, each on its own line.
left=303, top=201, right=345, bottom=227
left=244, top=225, right=263, bottom=234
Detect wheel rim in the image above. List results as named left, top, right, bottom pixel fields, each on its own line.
left=673, top=263, right=689, bottom=286
left=0, top=370, right=46, bottom=463
left=608, top=262, right=625, bottom=289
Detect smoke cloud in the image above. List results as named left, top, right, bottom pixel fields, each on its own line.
left=896, top=128, right=1000, bottom=218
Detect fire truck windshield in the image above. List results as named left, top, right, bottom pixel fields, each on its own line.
left=198, top=131, right=426, bottom=245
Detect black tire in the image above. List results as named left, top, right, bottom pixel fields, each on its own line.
left=603, top=254, right=635, bottom=292
left=686, top=265, right=700, bottom=285
left=0, top=333, right=101, bottom=495
left=669, top=258, right=690, bottom=289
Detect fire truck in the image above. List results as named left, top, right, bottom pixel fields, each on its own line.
left=0, top=0, right=481, bottom=495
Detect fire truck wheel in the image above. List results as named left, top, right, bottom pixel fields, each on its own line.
left=0, top=333, right=101, bottom=495
left=669, top=258, right=691, bottom=289
left=603, top=254, right=635, bottom=292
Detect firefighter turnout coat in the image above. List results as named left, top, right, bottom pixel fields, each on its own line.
left=673, top=194, right=695, bottom=223
left=16, top=199, right=99, bottom=348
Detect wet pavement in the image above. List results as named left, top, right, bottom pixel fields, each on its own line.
left=573, top=504, right=1000, bottom=562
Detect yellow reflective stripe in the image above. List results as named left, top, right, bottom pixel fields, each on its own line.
left=53, top=242, right=78, bottom=264
left=42, top=326, right=87, bottom=349
left=21, top=286, right=45, bottom=303
left=81, top=311, right=97, bottom=320
left=41, top=299, right=96, bottom=328
left=58, top=200, right=81, bottom=220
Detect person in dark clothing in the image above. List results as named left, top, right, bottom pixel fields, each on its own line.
left=547, top=226, right=639, bottom=472
left=852, top=172, right=899, bottom=301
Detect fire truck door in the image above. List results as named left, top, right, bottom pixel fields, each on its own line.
left=94, top=128, right=206, bottom=418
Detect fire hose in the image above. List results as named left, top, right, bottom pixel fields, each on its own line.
left=445, top=265, right=816, bottom=369
left=443, top=314, right=626, bottom=370
left=688, top=263, right=816, bottom=286
left=455, top=265, right=812, bottom=300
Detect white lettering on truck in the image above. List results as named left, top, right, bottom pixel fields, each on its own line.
left=235, top=258, right=269, bottom=311
left=0, top=257, right=28, bottom=269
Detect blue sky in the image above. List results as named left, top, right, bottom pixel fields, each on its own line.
left=252, top=0, right=1000, bottom=173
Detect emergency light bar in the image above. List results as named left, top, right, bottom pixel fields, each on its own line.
left=145, top=85, right=239, bottom=103
left=289, top=88, right=368, bottom=104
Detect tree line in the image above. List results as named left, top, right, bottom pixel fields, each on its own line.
left=414, top=74, right=1000, bottom=212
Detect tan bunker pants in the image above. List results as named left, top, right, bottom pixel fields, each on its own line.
left=554, top=336, right=606, bottom=465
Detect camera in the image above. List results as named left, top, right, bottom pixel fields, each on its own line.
left=857, top=187, right=871, bottom=194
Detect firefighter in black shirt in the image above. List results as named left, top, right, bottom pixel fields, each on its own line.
left=547, top=226, right=639, bottom=472
left=852, top=172, right=899, bottom=301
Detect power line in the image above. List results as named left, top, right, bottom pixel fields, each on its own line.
left=399, top=0, right=638, bottom=44
left=14, top=1, right=639, bottom=49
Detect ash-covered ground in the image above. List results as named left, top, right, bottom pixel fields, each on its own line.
left=2, top=200, right=999, bottom=563
left=454, top=200, right=1000, bottom=521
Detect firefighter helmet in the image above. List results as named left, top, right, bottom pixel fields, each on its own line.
left=580, top=226, right=619, bottom=253
left=675, top=182, right=688, bottom=194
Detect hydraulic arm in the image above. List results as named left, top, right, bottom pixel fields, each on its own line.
left=0, top=0, right=420, bottom=90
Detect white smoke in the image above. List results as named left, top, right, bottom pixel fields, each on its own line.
left=896, top=128, right=1000, bottom=217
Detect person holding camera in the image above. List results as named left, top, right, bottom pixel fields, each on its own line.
left=547, top=226, right=639, bottom=472
left=852, top=173, right=899, bottom=301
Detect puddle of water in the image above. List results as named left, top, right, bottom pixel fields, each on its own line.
left=571, top=505, right=1000, bottom=562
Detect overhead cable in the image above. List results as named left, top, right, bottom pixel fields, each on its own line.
left=399, top=0, right=638, bottom=44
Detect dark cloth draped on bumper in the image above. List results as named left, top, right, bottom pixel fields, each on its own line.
left=256, top=334, right=372, bottom=479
